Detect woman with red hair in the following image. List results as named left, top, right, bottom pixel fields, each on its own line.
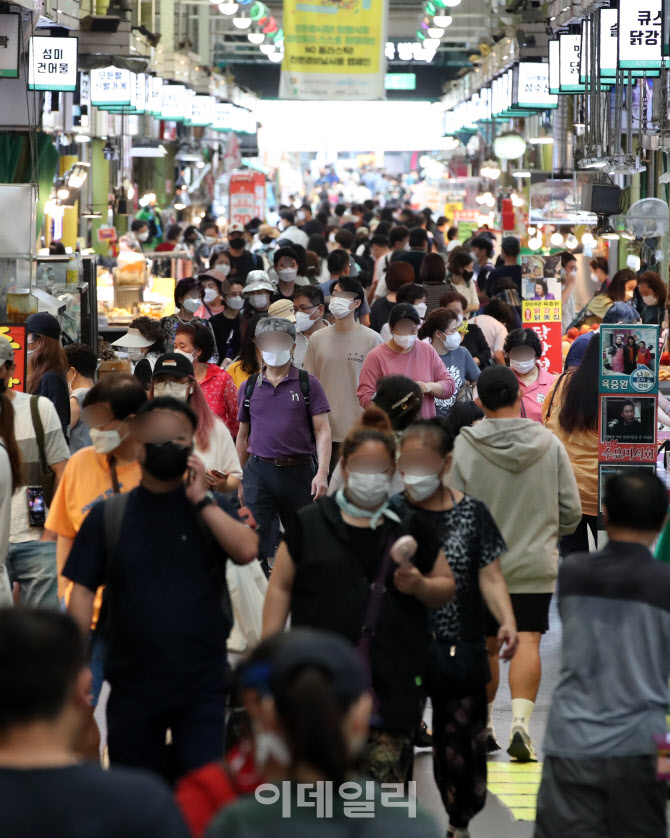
left=150, top=353, right=242, bottom=493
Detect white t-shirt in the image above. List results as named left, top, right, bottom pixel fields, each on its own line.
left=373, top=253, right=392, bottom=299
left=10, top=392, right=70, bottom=544
left=196, top=417, right=243, bottom=480
left=446, top=239, right=463, bottom=252
left=471, top=314, right=508, bottom=355
left=0, top=444, right=13, bottom=604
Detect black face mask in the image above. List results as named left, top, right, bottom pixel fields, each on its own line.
left=462, top=270, right=474, bottom=282
left=143, top=441, right=192, bottom=481
left=260, top=237, right=273, bottom=245
left=0, top=377, right=6, bottom=395
left=229, top=238, right=246, bottom=250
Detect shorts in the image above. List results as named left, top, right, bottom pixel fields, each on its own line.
left=485, top=592, right=552, bottom=637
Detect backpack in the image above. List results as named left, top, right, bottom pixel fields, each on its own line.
left=243, top=368, right=315, bottom=443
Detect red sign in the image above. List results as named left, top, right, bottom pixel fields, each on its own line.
left=229, top=171, right=266, bottom=226
left=0, top=324, right=26, bottom=392
left=523, top=320, right=562, bottom=375
left=97, top=227, right=117, bottom=243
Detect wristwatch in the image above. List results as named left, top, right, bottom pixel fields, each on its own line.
left=193, top=491, right=216, bottom=513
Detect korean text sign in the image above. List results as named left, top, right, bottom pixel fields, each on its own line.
left=28, top=36, right=77, bottom=92
left=280, top=0, right=388, bottom=100
left=0, top=324, right=26, bottom=391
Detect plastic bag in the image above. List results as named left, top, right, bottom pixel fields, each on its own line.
left=226, top=559, right=268, bottom=654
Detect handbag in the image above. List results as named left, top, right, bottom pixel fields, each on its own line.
left=425, top=637, right=490, bottom=701
left=455, top=381, right=474, bottom=403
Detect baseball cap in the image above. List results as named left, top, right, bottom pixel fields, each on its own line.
left=151, top=352, right=194, bottom=379
left=244, top=270, right=276, bottom=295
left=111, top=327, right=155, bottom=348
left=476, top=365, right=520, bottom=411
left=197, top=269, right=229, bottom=287
left=25, top=312, right=61, bottom=341
left=0, top=334, right=14, bottom=363
left=268, top=299, right=296, bottom=322
left=227, top=223, right=245, bottom=236
left=389, top=303, right=421, bottom=329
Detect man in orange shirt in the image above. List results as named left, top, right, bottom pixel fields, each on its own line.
left=47, top=373, right=147, bottom=703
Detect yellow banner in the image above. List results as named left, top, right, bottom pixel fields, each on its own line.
left=280, top=0, right=387, bottom=100
left=522, top=300, right=562, bottom=324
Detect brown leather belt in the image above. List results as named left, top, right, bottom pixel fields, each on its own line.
left=252, top=454, right=314, bottom=468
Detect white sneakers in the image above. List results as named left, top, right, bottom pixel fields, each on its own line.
left=506, top=725, right=538, bottom=763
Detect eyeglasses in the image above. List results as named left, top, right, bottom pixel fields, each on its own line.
left=295, top=303, right=318, bottom=314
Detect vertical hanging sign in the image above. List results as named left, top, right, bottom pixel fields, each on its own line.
left=28, top=35, right=78, bottom=91
left=0, top=14, right=20, bottom=78
left=280, top=0, right=388, bottom=100
left=618, top=0, right=662, bottom=70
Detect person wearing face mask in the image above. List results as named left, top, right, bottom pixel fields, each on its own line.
left=240, top=272, right=275, bottom=334
left=65, top=396, right=258, bottom=780
left=236, top=317, right=331, bottom=574
left=46, top=374, right=147, bottom=705
left=129, top=219, right=150, bottom=251
left=589, top=256, right=609, bottom=293
left=378, top=284, right=428, bottom=342
left=209, top=247, right=232, bottom=274
left=636, top=270, right=667, bottom=326
left=174, top=324, right=239, bottom=437
left=504, top=329, right=556, bottom=423
left=419, top=308, right=479, bottom=419
left=251, top=223, right=280, bottom=270
left=447, top=251, right=479, bottom=314
left=1, top=332, right=69, bottom=610
left=290, top=286, right=328, bottom=369
left=193, top=222, right=220, bottom=271
left=194, top=272, right=226, bottom=321
left=557, top=251, right=579, bottom=333
left=263, top=407, right=455, bottom=785
left=154, top=223, right=184, bottom=253
left=226, top=222, right=260, bottom=283
left=304, top=278, right=382, bottom=474
left=64, top=343, right=97, bottom=454
left=270, top=247, right=301, bottom=302
left=210, top=278, right=245, bottom=365
left=358, top=304, right=455, bottom=419
left=226, top=313, right=263, bottom=390
left=276, top=210, right=309, bottom=249
left=25, top=312, right=70, bottom=439
left=393, top=421, right=516, bottom=838
left=160, top=277, right=216, bottom=353
left=584, top=269, right=638, bottom=325
left=111, top=318, right=167, bottom=391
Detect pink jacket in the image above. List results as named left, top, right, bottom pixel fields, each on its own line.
left=357, top=341, right=455, bottom=418
left=518, top=366, right=556, bottom=423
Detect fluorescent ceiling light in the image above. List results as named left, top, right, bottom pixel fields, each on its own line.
left=512, top=170, right=531, bottom=177
left=131, top=143, right=168, bottom=157
left=74, top=134, right=91, bottom=143
left=529, top=137, right=553, bottom=144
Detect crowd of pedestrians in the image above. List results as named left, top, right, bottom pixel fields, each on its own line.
left=1, top=197, right=669, bottom=838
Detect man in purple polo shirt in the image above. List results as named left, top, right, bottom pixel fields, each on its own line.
left=236, top=316, right=332, bottom=573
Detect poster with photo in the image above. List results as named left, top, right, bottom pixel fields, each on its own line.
left=598, top=395, right=658, bottom=462
left=597, top=463, right=657, bottom=528
left=521, top=255, right=561, bottom=300
left=599, top=323, right=659, bottom=394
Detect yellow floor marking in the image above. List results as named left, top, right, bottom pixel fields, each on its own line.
left=487, top=760, right=543, bottom=822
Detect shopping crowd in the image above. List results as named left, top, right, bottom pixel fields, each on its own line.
left=0, top=197, right=669, bottom=838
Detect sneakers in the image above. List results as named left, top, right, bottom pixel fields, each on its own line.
left=486, top=726, right=501, bottom=754
left=414, top=721, right=433, bottom=749
left=507, top=726, right=538, bottom=763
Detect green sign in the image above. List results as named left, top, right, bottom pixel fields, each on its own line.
left=384, top=73, right=416, bottom=91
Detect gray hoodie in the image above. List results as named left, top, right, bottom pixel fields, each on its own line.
left=448, top=418, right=581, bottom=594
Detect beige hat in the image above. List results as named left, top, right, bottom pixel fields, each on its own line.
left=111, top=326, right=154, bottom=348
left=268, top=299, right=296, bottom=322
left=258, top=223, right=280, bottom=239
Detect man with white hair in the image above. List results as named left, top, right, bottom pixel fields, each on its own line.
left=236, top=316, right=332, bottom=573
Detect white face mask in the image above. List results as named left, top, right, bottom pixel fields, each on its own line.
left=403, top=472, right=442, bottom=502
left=205, top=235, right=218, bottom=246
left=216, top=263, right=231, bottom=276
left=89, top=425, right=126, bottom=455
left=329, top=232, right=337, bottom=243
left=278, top=267, right=297, bottom=283
left=137, top=231, right=149, bottom=242
left=262, top=347, right=292, bottom=367
left=393, top=333, right=417, bottom=351
left=153, top=380, right=191, bottom=401
left=174, top=349, right=197, bottom=364
left=414, top=302, right=427, bottom=319
left=329, top=297, right=354, bottom=319
left=442, top=331, right=461, bottom=351
left=351, top=215, right=361, bottom=223
left=203, top=288, right=218, bottom=304
left=346, top=471, right=391, bottom=507
left=249, top=293, right=269, bottom=310
left=127, top=347, right=144, bottom=363
left=182, top=298, right=200, bottom=313
left=296, top=211, right=306, bottom=222
left=295, top=311, right=316, bottom=332
left=625, top=289, right=635, bottom=301
left=642, top=294, right=657, bottom=306
left=510, top=358, right=536, bottom=375
left=253, top=727, right=291, bottom=769
left=590, top=271, right=600, bottom=283
left=403, top=241, right=411, bottom=251
left=226, top=295, right=244, bottom=310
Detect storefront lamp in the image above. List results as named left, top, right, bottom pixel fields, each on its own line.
left=248, top=31, right=264, bottom=44
left=528, top=236, right=543, bottom=251
left=218, top=1, right=238, bottom=13
left=433, top=14, right=452, bottom=26
left=268, top=51, right=283, bottom=62
left=550, top=232, right=563, bottom=246
left=233, top=12, right=251, bottom=28
left=493, top=131, right=526, bottom=161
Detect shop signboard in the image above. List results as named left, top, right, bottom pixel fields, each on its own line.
left=97, top=227, right=117, bottom=243
left=558, top=32, right=584, bottom=93
left=161, top=84, right=187, bottom=121
left=149, top=76, right=163, bottom=115
left=522, top=319, right=563, bottom=375
left=28, top=35, right=78, bottom=92
left=0, top=324, right=25, bottom=391
left=0, top=14, right=20, bottom=79
left=598, top=394, right=658, bottom=462
left=229, top=172, right=266, bottom=226
left=598, top=324, right=659, bottom=395
left=279, top=0, right=388, bottom=100
left=514, top=62, right=558, bottom=110
left=190, top=95, right=214, bottom=127
left=618, top=0, right=662, bottom=70
left=548, top=40, right=560, bottom=94
left=91, top=67, right=132, bottom=106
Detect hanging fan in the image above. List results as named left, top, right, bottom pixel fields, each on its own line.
left=625, top=198, right=669, bottom=239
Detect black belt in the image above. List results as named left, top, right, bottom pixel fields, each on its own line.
left=252, top=454, right=314, bottom=467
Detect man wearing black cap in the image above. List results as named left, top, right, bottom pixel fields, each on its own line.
left=448, top=365, right=581, bottom=763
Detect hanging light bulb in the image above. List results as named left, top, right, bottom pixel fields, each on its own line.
left=528, top=236, right=543, bottom=251
left=442, top=0, right=461, bottom=6
left=475, top=193, right=486, bottom=205
left=427, top=27, right=443, bottom=38
left=527, top=227, right=537, bottom=235
left=259, top=43, right=275, bottom=54
left=581, top=231, right=597, bottom=247
left=268, top=50, right=283, bottom=62
left=248, top=31, right=264, bottom=43
left=565, top=233, right=579, bottom=249
left=218, top=0, right=238, bottom=13
left=550, top=232, right=564, bottom=247
left=57, top=187, right=69, bottom=200
left=233, top=12, right=251, bottom=28
left=510, top=193, right=524, bottom=208
left=433, top=14, right=452, bottom=25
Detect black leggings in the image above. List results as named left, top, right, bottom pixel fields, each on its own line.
left=432, top=691, right=488, bottom=830
left=560, top=513, right=598, bottom=557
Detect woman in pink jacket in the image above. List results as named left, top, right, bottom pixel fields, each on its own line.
left=357, top=303, right=455, bottom=418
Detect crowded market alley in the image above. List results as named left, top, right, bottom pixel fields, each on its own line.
left=3, top=0, right=670, bottom=836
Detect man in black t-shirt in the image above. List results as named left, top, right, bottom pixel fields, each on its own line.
left=485, top=236, right=522, bottom=300
left=0, top=608, right=189, bottom=838
left=65, top=397, right=258, bottom=780
left=226, top=222, right=258, bottom=282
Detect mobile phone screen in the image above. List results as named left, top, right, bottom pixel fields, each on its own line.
left=27, top=487, right=46, bottom=528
